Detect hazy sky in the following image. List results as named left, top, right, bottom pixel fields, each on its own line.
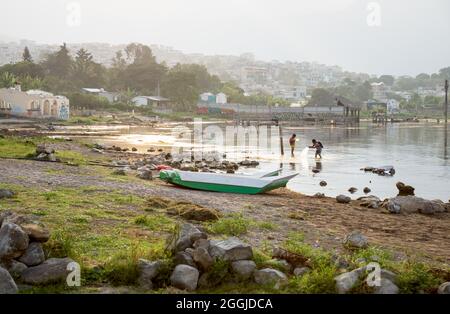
left=1, top=0, right=449, bottom=76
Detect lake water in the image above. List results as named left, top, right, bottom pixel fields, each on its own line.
left=68, top=121, right=450, bottom=201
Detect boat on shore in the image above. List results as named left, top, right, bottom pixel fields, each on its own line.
left=159, top=169, right=298, bottom=194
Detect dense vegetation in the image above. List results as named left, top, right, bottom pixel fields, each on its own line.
left=0, top=43, right=289, bottom=110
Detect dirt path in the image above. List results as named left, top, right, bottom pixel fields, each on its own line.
left=1, top=158, right=449, bottom=265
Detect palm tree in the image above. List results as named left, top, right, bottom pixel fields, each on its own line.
left=0, top=72, right=17, bottom=88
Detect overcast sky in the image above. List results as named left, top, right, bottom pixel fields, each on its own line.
left=1, top=0, right=449, bottom=76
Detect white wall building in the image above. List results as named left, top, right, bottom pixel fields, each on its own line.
left=387, top=99, right=400, bottom=113
left=215, top=92, right=227, bottom=104
left=0, top=85, right=70, bottom=120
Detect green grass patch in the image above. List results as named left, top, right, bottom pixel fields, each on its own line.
left=134, top=214, right=175, bottom=231
left=395, top=261, right=441, bottom=294
left=206, top=212, right=252, bottom=236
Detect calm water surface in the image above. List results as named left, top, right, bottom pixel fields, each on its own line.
left=69, top=122, right=449, bottom=201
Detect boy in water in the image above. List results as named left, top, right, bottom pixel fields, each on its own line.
left=289, top=134, right=297, bottom=157
left=310, top=139, right=323, bottom=159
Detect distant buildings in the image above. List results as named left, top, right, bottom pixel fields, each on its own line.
left=371, top=82, right=389, bottom=102
left=0, top=85, right=70, bottom=120
left=132, top=96, right=171, bottom=112
left=81, top=88, right=120, bottom=103
left=199, top=92, right=227, bottom=105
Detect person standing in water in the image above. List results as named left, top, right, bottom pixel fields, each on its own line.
left=289, top=134, right=297, bottom=157
left=310, top=139, right=323, bottom=159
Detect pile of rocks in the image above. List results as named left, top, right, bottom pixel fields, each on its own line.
left=106, top=151, right=260, bottom=177
left=137, top=223, right=292, bottom=291
left=34, top=144, right=59, bottom=162
left=361, top=166, right=395, bottom=176
left=0, top=212, right=73, bottom=294
left=382, top=196, right=449, bottom=215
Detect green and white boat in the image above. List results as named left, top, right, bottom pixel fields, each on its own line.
left=159, top=169, right=298, bottom=194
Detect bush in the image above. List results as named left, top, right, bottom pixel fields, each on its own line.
left=396, top=262, right=441, bottom=294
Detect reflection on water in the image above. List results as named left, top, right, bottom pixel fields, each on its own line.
left=72, top=122, right=449, bottom=200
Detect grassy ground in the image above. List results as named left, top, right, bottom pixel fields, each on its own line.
left=0, top=134, right=449, bottom=293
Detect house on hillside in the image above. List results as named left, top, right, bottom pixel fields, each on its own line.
left=0, top=85, right=70, bottom=120
left=132, top=96, right=172, bottom=112
left=81, top=88, right=120, bottom=103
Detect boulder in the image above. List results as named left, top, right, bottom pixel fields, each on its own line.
left=171, top=223, right=207, bottom=253
left=7, top=260, right=28, bottom=279
left=0, top=189, right=15, bottom=199
left=0, top=222, right=29, bottom=260
left=170, top=264, right=199, bottom=291
left=20, top=223, right=50, bottom=243
left=0, top=266, right=18, bottom=294
left=231, top=260, right=256, bottom=280
left=262, top=259, right=292, bottom=273
left=138, top=259, right=163, bottom=290
left=385, top=200, right=401, bottom=214
left=348, top=187, right=358, bottom=194
left=363, top=187, right=371, bottom=194
left=373, top=278, right=399, bottom=294
left=21, top=258, right=74, bottom=285
left=254, top=268, right=287, bottom=287
left=438, top=282, right=450, bottom=294
left=192, top=247, right=213, bottom=271
left=396, top=182, right=415, bottom=196
left=293, top=267, right=311, bottom=277
left=18, top=242, right=45, bottom=266
left=137, top=169, right=153, bottom=180
left=173, top=251, right=196, bottom=268
left=343, top=231, right=368, bottom=249
left=319, top=181, right=327, bottom=187
left=313, top=193, right=325, bottom=198
left=193, top=238, right=210, bottom=250
left=209, top=237, right=253, bottom=261
left=336, top=195, right=351, bottom=204
left=387, top=196, right=446, bottom=214
left=334, top=266, right=366, bottom=294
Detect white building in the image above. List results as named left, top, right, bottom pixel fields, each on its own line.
left=0, top=85, right=69, bottom=120
left=81, top=88, right=119, bottom=103
left=371, top=82, right=389, bottom=102
left=215, top=92, right=227, bottom=104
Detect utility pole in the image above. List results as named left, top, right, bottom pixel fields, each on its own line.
left=445, top=79, right=448, bottom=158
left=445, top=79, right=448, bottom=125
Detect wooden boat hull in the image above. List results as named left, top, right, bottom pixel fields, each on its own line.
left=159, top=170, right=298, bottom=194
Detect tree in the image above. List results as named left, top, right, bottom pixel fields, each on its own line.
left=22, top=47, right=33, bottom=62
left=308, top=88, right=336, bottom=106
left=0, top=72, right=17, bottom=88
left=378, top=75, right=395, bottom=86
left=41, top=43, right=73, bottom=79
left=71, top=48, right=105, bottom=87
left=161, top=65, right=200, bottom=109
left=438, top=67, right=450, bottom=79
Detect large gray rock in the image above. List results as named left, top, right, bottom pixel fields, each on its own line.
left=209, top=237, right=253, bottom=261
left=336, top=195, right=351, bottom=204
left=343, top=231, right=368, bottom=249
left=20, top=223, right=50, bottom=243
left=373, top=278, right=399, bottom=294
left=334, top=266, right=366, bottom=294
left=7, top=260, right=28, bottom=279
left=438, top=282, right=450, bottom=294
left=18, top=242, right=45, bottom=266
left=192, top=247, right=213, bottom=271
left=21, top=258, right=74, bottom=285
left=254, top=268, right=287, bottom=287
left=138, top=259, right=163, bottom=290
left=0, top=266, right=18, bottom=294
left=173, top=251, right=196, bottom=267
left=0, top=222, right=29, bottom=260
left=387, top=196, right=446, bottom=214
left=0, top=189, right=15, bottom=199
left=293, top=267, right=311, bottom=277
left=170, top=264, right=199, bottom=291
left=231, top=260, right=256, bottom=280
left=172, top=223, right=207, bottom=253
